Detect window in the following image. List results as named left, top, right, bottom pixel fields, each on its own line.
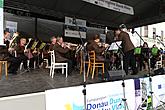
left=153, top=28, right=156, bottom=39
left=161, top=30, right=164, bottom=41
left=144, top=26, right=148, bottom=37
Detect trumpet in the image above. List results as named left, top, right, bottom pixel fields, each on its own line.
left=64, top=42, right=78, bottom=47
left=62, top=42, right=78, bottom=50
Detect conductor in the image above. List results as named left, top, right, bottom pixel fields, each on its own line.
left=115, top=24, right=138, bottom=75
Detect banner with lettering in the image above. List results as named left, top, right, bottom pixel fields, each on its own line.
left=152, top=75, right=165, bottom=108
left=46, top=79, right=136, bottom=110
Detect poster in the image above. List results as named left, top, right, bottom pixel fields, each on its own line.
left=5, top=21, right=18, bottom=38
left=134, top=75, right=165, bottom=110
left=134, top=77, right=151, bottom=110
left=152, top=75, right=165, bottom=109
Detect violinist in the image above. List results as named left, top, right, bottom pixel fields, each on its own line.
left=87, top=34, right=109, bottom=79
left=87, top=34, right=109, bottom=61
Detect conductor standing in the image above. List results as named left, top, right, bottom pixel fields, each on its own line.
left=115, top=24, right=138, bottom=75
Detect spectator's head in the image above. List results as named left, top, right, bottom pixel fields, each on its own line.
left=152, top=44, right=157, bottom=48
left=143, top=42, right=148, bottom=48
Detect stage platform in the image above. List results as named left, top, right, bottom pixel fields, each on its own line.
left=0, top=68, right=161, bottom=98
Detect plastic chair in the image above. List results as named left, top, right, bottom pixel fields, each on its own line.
left=156, top=54, right=162, bottom=69
left=49, top=51, right=68, bottom=78
left=87, top=51, right=104, bottom=79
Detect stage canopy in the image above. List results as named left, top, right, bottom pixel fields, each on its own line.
left=4, top=0, right=165, bottom=28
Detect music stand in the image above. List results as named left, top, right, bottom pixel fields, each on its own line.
left=108, top=41, right=124, bottom=71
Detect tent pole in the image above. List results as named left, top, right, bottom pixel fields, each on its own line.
left=35, top=17, right=38, bottom=39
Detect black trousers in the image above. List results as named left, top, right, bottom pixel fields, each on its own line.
left=17, top=54, right=28, bottom=69
left=123, top=49, right=138, bottom=75
left=8, top=56, right=21, bottom=74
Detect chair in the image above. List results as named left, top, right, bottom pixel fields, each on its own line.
left=156, top=54, right=163, bottom=69
left=87, top=51, right=104, bottom=79
left=49, top=51, right=68, bottom=78
left=0, top=61, right=8, bottom=79
left=80, top=51, right=90, bottom=76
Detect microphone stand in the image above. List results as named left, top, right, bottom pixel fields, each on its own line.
left=157, top=37, right=165, bottom=48
left=134, top=31, right=145, bottom=46
left=146, top=49, right=165, bottom=110
left=73, top=17, right=87, bottom=110
left=113, top=41, right=129, bottom=110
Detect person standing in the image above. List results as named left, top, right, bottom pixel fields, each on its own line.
left=115, top=25, right=138, bottom=75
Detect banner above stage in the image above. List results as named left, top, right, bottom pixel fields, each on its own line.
left=0, top=0, right=3, bottom=45
left=82, top=0, right=134, bottom=15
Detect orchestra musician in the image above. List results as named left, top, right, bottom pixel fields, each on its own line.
left=115, top=25, right=138, bottom=75
left=0, top=31, right=21, bottom=74
left=49, top=36, right=56, bottom=51
left=141, top=42, right=149, bottom=71
left=87, top=34, right=109, bottom=60
left=3, top=30, right=11, bottom=49
left=150, top=44, right=160, bottom=70
left=87, top=34, right=110, bottom=79
left=48, top=36, right=57, bottom=66
left=53, top=36, right=73, bottom=74
left=29, top=48, right=39, bottom=69
left=14, top=37, right=29, bottom=71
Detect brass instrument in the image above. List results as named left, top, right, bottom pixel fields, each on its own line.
left=39, top=42, right=46, bottom=50
left=9, top=32, right=19, bottom=48
left=25, top=38, right=32, bottom=50
left=64, top=42, right=78, bottom=50
left=31, top=40, right=38, bottom=50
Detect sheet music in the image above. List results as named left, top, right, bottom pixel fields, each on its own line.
left=109, top=41, right=122, bottom=50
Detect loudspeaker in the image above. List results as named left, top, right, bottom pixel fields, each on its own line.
left=154, top=67, right=165, bottom=75
left=108, top=70, right=126, bottom=80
